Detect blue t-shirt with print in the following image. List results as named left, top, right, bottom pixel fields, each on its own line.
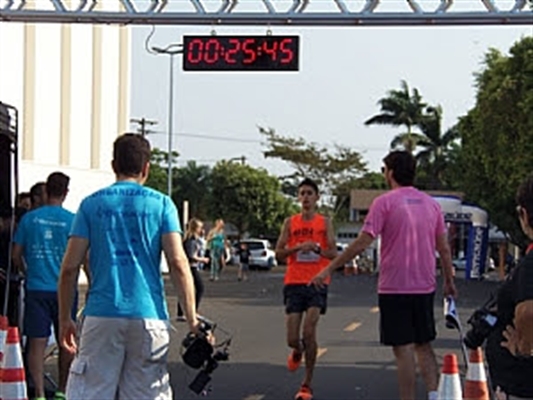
left=14, top=205, right=75, bottom=292
left=70, top=181, right=181, bottom=320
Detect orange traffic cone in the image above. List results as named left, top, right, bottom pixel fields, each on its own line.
left=437, top=353, right=462, bottom=400
left=464, top=348, right=489, bottom=400
left=0, top=326, right=28, bottom=400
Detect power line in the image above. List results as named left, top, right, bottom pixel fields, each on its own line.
left=145, top=129, right=389, bottom=151
left=148, top=130, right=261, bottom=143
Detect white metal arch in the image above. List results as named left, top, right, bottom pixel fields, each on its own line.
left=0, top=0, right=531, bottom=26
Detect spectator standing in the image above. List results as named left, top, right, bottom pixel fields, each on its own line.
left=177, top=218, right=209, bottom=321
left=312, top=151, right=456, bottom=400
left=57, top=134, right=201, bottom=400
left=237, top=242, right=251, bottom=282
left=207, top=219, right=226, bottom=281
left=29, top=182, right=47, bottom=210
left=486, top=174, right=533, bottom=399
left=12, top=172, right=75, bottom=400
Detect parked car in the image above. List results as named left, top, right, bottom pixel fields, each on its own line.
left=232, top=239, right=278, bottom=270
left=452, top=257, right=467, bottom=270
left=336, top=243, right=357, bottom=271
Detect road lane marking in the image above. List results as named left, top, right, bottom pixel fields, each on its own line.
left=317, top=347, right=328, bottom=358
left=343, top=322, right=362, bottom=332
left=370, top=306, right=379, bottom=313
left=243, top=395, right=265, bottom=400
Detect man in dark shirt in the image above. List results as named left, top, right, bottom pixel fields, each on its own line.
left=485, top=175, right=533, bottom=399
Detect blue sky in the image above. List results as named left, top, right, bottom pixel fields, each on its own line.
left=130, top=25, right=532, bottom=176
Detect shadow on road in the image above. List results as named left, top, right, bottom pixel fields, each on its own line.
left=170, top=360, right=428, bottom=400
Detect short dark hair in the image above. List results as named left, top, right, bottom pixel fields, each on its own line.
left=113, top=134, right=151, bottom=177
left=30, top=182, right=46, bottom=205
left=16, top=192, right=31, bottom=202
left=516, top=174, right=533, bottom=227
left=383, top=151, right=416, bottom=186
left=46, top=172, right=70, bottom=198
left=298, top=178, right=319, bottom=195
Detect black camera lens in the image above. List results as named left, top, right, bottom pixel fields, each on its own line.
left=464, top=311, right=498, bottom=350
left=189, top=370, right=212, bottom=395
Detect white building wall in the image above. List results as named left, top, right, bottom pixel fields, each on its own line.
left=0, top=8, right=130, bottom=212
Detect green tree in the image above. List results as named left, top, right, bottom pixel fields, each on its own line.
left=456, top=37, right=533, bottom=246
left=209, top=161, right=297, bottom=237
left=414, top=106, right=460, bottom=190
left=259, top=126, right=367, bottom=220
left=365, top=80, right=427, bottom=153
left=145, top=148, right=179, bottom=195
left=173, top=161, right=212, bottom=220
left=352, top=171, right=388, bottom=190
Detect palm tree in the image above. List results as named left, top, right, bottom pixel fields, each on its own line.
left=415, top=106, right=460, bottom=189
left=365, top=80, right=427, bottom=153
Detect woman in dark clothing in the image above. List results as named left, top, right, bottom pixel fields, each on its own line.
left=177, top=218, right=209, bottom=321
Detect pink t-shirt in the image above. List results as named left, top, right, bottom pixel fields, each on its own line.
left=362, top=187, right=446, bottom=294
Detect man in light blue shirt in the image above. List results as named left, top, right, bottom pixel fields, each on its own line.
left=13, top=172, right=75, bottom=400
left=58, top=133, right=201, bottom=400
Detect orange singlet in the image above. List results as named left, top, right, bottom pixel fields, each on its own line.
left=284, top=213, right=330, bottom=285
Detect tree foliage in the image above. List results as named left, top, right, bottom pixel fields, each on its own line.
left=365, top=80, right=427, bottom=153
left=415, top=107, right=460, bottom=190
left=145, top=148, right=178, bottom=195
left=456, top=37, right=533, bottom=246
left=365, top=82, right=460, bottom=190
left=173, top=161, right=212, bottom=220
left=209, top=161, right=297, bottom=237
left=259, top=126, right=367, bottom=219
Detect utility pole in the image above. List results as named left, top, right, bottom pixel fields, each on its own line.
left=151, top=43, right=184, bottom=199
left=130, top=117, right=158, bottom=136
left=229, top=156, right=246, bottom=165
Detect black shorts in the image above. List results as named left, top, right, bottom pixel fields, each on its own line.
left=379, top=292, right=436, bottom=346
left=283, top=284, right=328, bottom=315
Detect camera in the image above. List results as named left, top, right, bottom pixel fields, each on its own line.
left=181, top=316, right=230, bottom=395
left=464, top=294, right=498, bottom=350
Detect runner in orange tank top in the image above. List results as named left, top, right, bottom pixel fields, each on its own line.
left=275, top=178, right=337, bottom=400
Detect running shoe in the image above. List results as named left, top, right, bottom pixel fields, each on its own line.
left=294, top=384, right=313, bottom=400
left=287, top=349, right=303, bottom=372
left=54, top=391, right=67, bottom=400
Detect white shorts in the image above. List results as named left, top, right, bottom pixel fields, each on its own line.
left=66, top=316, right=172, bottom=400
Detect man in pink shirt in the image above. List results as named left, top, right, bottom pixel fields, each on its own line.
left=312, top=151, right=456, bottom=400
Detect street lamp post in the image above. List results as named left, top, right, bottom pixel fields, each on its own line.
left=152, top=44, right=183, bottom=199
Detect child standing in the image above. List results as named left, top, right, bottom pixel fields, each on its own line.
left=237, top=242, right=251, bottom=282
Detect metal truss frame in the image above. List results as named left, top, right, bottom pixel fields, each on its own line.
left=0, top=0, right=531, bottom=25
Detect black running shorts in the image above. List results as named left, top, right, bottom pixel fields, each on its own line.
left=378, top=292, right=436, bottom=346
left=283, top=284, right=328, bottom=315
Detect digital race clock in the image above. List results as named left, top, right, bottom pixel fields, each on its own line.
left=183, top=35, right=299, bottom=72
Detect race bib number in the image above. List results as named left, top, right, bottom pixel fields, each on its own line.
left=296, top=250, right=320, bottom=263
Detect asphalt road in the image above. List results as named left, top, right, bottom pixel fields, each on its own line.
left=165, top=265, right=499, bottom=400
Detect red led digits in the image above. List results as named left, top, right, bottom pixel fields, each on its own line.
left=280, top=38, right=294, bottom=63
left=242, top=38, right=257, bottom=64
left=204, top=38, right=220, bottom=64
left=183, top=35, right=298, bottom=71
left=187, top=39, right=204, bottom=64
left=225, top=38, right=240, bottom=64
left=262, top=40, right=278, bottom=61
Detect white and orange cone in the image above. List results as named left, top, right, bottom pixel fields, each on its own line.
left=0, top=326, right=28, bottom=400
left=0, top=316, right=8, bottom=365
left=464, top=347, right=489, bottom=400
left=437, top=353, right=462, bottom=400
